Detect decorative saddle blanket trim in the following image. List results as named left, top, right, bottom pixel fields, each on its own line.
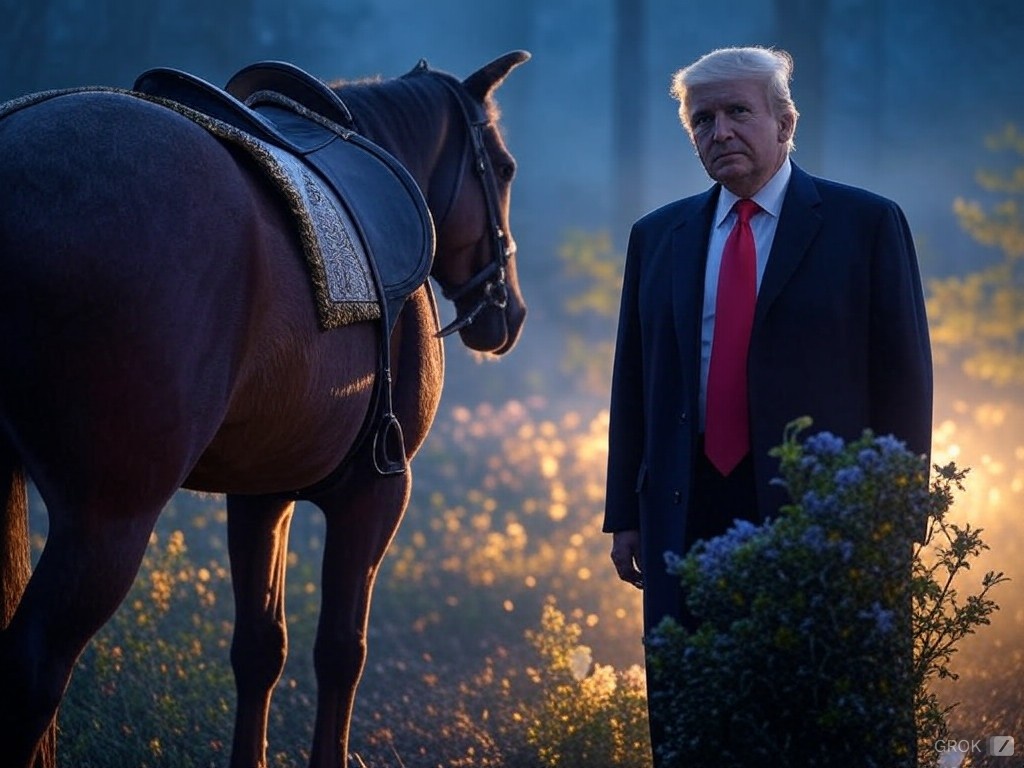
left=226, top=124, right=382, bottom=330
left=134, top=64, right=435, bottom=336
left=0, top=86, right=381, bottom=330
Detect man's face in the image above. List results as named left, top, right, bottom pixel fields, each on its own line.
left=686, top=78, right=794, bottom=198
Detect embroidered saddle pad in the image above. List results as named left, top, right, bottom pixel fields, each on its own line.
left=134, top=62, right=435, bottom=333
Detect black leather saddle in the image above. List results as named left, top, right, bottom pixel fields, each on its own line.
left=134, top=62, right=436, bottom=481
left=133, top=62, right=433, bottom=334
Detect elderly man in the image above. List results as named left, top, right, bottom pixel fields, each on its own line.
left=603, top=46, right=932, bottom=765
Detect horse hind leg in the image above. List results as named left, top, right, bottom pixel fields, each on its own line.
left=0, top=482, right=164, bottom=768
left=226, top=494, right=295, bottom=768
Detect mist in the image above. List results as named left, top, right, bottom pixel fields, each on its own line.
left=2, top=0, right=1022, bottom=765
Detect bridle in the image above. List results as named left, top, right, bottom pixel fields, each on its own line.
left=404, top=61, right=514, bottom=339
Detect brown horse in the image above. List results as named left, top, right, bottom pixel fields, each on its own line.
left=0, top=51, right=529, bottom=768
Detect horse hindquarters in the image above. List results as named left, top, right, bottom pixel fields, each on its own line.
left=0, top=92, right=263, bottom=765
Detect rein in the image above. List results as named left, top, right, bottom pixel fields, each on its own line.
left=403, top=62, right=513, bottom=338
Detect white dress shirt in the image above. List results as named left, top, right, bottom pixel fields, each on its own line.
left=699, top=158, right=793, bottom=430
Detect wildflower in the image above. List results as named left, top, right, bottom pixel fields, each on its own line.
left=663, top=550, right=684, bottom=576
left=166, top=530, right=186, bottom=558
left=801, top=489, right=838, bottom=518
left=800, top=524, right=827, bottom=552
left=874, top=433, right=907, bottom=455
left=834, top=465, right=864, bottom=490
left=581, top=663, right=618, bottom=698
left=567, top=645, right=592, bottom=681
left=804, top=431, right=844, bottom=457
left=693, top=518, right=762, bottom=580
left=857, top=447, right=881, bottom=470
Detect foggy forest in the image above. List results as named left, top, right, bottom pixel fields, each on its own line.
left=1, top=0, right=1022, bottom=766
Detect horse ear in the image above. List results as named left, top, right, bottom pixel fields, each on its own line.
left=462, top=50, right=531, bottom=101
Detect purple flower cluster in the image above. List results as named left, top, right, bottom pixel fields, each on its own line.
left=649, top=421, right=932, bottom=766
left=804, top=431, right=845, bottom=457
left=685, top=518, right=762, bottom=582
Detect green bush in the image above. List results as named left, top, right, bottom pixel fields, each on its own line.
left=648, top=419, right=1006, bottom=768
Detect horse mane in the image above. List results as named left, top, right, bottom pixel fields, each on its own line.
left=329, top=68, right=502, bottom=171
left=330, top=68, right=500, bottom=122
left=328, top=74, right=441, bottom=177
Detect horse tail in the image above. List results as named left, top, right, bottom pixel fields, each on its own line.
left=0, top=436, right=57, bottom=767
left=0, top=432, right=29, bottom=632
left=0, top=113, right=32, bottom=630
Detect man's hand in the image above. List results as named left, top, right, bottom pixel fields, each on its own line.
left=610, top=529, right=643, bottom=589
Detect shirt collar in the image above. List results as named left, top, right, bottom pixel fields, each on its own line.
left=714, top=157, right=792, bottom=228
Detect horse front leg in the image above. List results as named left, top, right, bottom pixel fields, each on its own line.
left=307, top=467, right=410, bottom=768
left=226, top=494, right=295, bottom=768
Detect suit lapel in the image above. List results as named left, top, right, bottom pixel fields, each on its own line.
left=672, top=188, right=718, bottom=383
left=755, top=164, right=822, bottom=324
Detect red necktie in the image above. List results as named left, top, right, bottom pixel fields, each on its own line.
left=705, top=199, right=760, bottom=476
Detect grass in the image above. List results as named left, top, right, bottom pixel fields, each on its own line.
left=24, top=384, right=1024, bottom=767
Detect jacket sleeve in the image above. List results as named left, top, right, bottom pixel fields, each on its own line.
left=869, top=200, right=933, bottom=462
left=603, top=222, right=647, bottom=533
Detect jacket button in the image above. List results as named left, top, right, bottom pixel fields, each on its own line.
left=673, top=491, right=682, bottom=504
left=678, top=412, right=687, bottom=423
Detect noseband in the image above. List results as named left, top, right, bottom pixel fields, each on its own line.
left=404, top=61, right=514, bottom=338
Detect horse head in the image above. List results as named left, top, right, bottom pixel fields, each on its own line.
left=336, top=52, right=529, bottom=356
left=420, top=51, right=530, bottom=355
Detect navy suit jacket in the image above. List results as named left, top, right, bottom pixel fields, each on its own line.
left=603, top=163, right=933, bottom=634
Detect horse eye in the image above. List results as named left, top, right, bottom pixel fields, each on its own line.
left=498, top=162, right=516, bottom=182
